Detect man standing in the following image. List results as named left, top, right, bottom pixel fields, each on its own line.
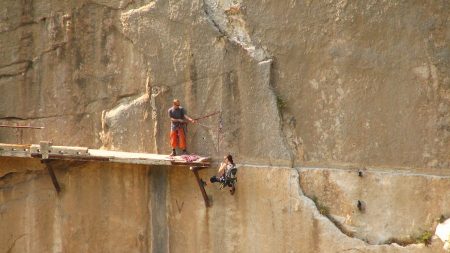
left=168, top=99, right=196, bottom=156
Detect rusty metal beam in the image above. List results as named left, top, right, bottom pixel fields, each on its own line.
left=0, top=125, right=44, bottom=129
left=191, top=167, right=211, bottom=207
left=43, top=160, right=61, bottom=193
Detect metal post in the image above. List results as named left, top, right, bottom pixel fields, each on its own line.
left=191, top=167, right=211, bottom=207
left=43, top=160, right=61, bottom=193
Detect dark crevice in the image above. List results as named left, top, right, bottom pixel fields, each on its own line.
left=6, top=234, right=26, bottom=253
left=0, top=172, right=16, bottom=181
left=0, top=61, right=32, bottom=79
left=308, top=194, right=355, bottom=238
left=201, top=0, right=227, bottom=36
left=0, top=116, right=27, bottom=120
left=32, top=42, right=67, bottom=62
left=0, top=73, right=26, bottom=80
left=0, top=60, right=32, bottom=70
left=0, top=20, right=38, bottom=34
left=0, top=111, right=99, bottom=121
left=110, top=24, right=136, bottom=46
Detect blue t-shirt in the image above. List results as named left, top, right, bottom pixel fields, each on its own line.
left=168, top=106, right=186, bottom=130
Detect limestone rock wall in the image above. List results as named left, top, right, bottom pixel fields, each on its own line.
left=1, top=161, right=448, bottom=252
left=0, top=159, right=160, bottom=253
left=240, top=0, right=450, bottom=169
left=1, top=0, right=447, bottom=169
left=299, top=167, right=450, bottom=244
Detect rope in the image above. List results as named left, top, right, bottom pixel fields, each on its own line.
left=193, top=110, right=221, bottom=121
left=180, top=154, right=201, bottom=163
left=195, top=122, right=214, bottom=129
left=216, top=114, right=220, bottom=153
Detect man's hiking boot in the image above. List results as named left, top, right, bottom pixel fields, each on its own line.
left=170, top=150, right=176, bottom=156
left=182, top=149, right=188, bottom=155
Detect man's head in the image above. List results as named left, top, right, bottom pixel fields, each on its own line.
left=173, top=99, right=181, bottom=107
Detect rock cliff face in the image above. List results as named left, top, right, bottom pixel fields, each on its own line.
left=1, top=160, right=448, bottom=253
left=0, top=0, right=449, bottom=252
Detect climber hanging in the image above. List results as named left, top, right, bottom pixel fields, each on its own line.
left=209, top=154, right=237, bottom=195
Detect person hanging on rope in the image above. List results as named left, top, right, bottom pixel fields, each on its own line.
left=168, top=99, right=196, bottom=156
left=210, top=154, right=237, bottom=194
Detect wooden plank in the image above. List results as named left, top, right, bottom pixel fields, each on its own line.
left=191, top=167, right=211, bottom=207
left=0, top=143, right=210, bottom=167
left=0, top=143, right=31, bottom=149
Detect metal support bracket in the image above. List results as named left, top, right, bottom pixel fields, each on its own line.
left=42, top=160, right=61, bottom=193
left=190, top=166, right=211, bottom=207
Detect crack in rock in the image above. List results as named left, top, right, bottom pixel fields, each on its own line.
left=293, top=167, right=437, bottom=248
left=6, top=234, right=26, bottom=253
left=202, top=0, right=270, bottom=62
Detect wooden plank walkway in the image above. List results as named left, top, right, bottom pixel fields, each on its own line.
left=0, top=142, right=210, bottom=167
left=0, top=141, right=212, bottom=207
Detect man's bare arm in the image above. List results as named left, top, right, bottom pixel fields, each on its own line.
left=184, top=115, right=196, bottom=123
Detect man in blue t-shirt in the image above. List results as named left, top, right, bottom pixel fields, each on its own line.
left=168, top=99, right=196, bottom=156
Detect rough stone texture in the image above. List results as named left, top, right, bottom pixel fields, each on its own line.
left=299, top=167, right=450, bottom=244
left=0, top=159, right=154, bottom=253
left=241, top=0, right=450, bottom=169
left=0, top=0, right=448, bottom=168
left=0, top=0, right=449, bottom=252
left=1, top=161, right=447, bottom=253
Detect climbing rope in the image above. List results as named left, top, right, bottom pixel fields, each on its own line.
left=191, top=110, right=224, bottom=154
left=180, top=154, right=201, bottom=163
left=217, top=112, right=223, bottom=154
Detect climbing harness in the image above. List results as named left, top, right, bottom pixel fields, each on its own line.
left=217, top=165, right=238, bottom=195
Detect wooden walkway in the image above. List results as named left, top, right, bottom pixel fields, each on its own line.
left=0, top=142, right=212, bottom=207
left=0, top=142, right=210, bottom=167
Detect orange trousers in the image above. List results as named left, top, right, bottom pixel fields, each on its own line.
left=170, top=128, right=186, bottom=150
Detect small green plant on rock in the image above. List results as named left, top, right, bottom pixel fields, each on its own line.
left=385, top=230, right=433, bottom=246
left=416, top=230, right=433, bottom=246
left=276, top=95, right=287, bottom=112
left=310, top=195, right=354, bottom=237
left=311, top=196, right=329, bottom=216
